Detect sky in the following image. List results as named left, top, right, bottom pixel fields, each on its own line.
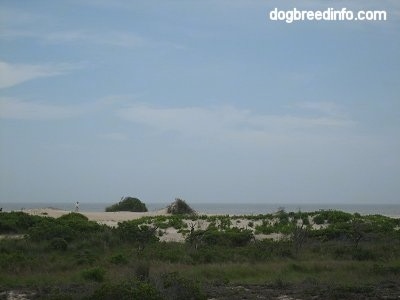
left=0, top=0, right=399, bottom=205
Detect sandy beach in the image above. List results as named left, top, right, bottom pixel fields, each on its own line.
left=23, top=207, right=170, bottom=226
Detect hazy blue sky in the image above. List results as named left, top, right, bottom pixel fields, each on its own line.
left=1, top=0, right=399, bottom=204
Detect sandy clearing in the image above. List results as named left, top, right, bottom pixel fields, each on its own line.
left=23, top=208, right=169, bottom=223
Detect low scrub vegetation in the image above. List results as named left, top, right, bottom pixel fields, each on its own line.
left=0, top=209, right=399, bottom=299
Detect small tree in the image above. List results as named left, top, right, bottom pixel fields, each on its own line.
left=106, top=197, right=148, bottom=212
left=167, top=198, right=195, bottom=215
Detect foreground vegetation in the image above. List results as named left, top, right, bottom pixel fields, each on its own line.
left=0, top=209, right=399, bottom=299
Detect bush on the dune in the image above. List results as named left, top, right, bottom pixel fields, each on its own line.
left=167, top=198, right=195, bottom=215
left=106, top=197, right=148, bottom=212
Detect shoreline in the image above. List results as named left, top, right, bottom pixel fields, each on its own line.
left=2, top=202, right=400, bottom=217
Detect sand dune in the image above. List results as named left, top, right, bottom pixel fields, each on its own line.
left=16, top=207, right=400, bottom=243
left=24, top=207, right=169, bottom=226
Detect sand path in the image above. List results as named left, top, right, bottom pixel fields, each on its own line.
left=23, top=207, right=169, bottom=225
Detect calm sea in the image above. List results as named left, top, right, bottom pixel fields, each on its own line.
left=1, top=202, right=399, bottom=217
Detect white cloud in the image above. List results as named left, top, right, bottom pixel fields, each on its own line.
left=0, top=29, right=176, bottom=49
left=0, top=61, right=79, bottom=89
left=116, top=103, right=355, bottom=143
left=0, top=97, right=83, bottom=120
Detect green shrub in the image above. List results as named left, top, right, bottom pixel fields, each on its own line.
left=82, top=267, right=106, bottom=282
left=364, top=215, right=399, bottom=233
left=352, top=248, right=376, bottom=261
left=309, top=222, right=351, bottom=241
left=142, top=242, right=190, bottom=263
left=216, top=216, right=232, bottom=230
left=157, top=272, right=206, bottom=300
left=333, top=246, right=349, bottom=259
left=117, top=222, right=159, bottom=245
left=58, top=212, right=89, bottom=222
left=167, top=216, right=186, bottom=229
left=187, top=228, right=253, bottom=248
left=313, top=210, right=352, bottom=225
left=167, top=198, right=195, bottom=215
left=106, top=197, right=148, bottom=212
left=75, top=249, right=97, bottom=265
left=313, top=214, right=325, bottom=225
left=277, top=210, right=289, bottom=225
left=110, top=253, right=128, bottom=265
left=302, top=216, right=310, bottom=226
left=189, top=246, right=224, bottom=264
left=134, top=261, right=150, bottom=281
left=29, top=218, right=74, bottom=241
left=50, top=238, right=68, bottom=251
left=255, top=220, right=295, bottom=235
left=0, top=212, right=42, bottom=234
left=372, top=263, right=400, bottom=275
left=28, top=214, right=102, bottom=242
left=0, top=251, right=34, bottom=271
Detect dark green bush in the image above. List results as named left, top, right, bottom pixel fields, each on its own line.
left=28, top=218, right=74, bottom=241
left=188, top=245, right=236, bottom=264
left=313, top=210, right=352, bottom=225
left=333, top=246, right=349, bottom=259
left=364, top=215, right=399, bottom=233
left=302, top=216, right=310, bottom=226
left=82, top=267, right=106, bottom=282
left=255, top=220, right=295, bottom=235
left=134, top=261, right=150, bottom=281
left=313, top=214, right=326, bottom=225
left=187, top=228, right=253, bottom=247
left=75, top=249, right=98, bottom=265
left=157, top=272, right=206, bottom=300
left=142, top=242, right=191, bottom=263
left=116, top=221, right=158, bottom=245
left=110, top=253, right=128, bottom=265
left=50, top=237, right=68, bottom=251
left=0, top=212, right=42, bottom=234
left=352, top=248, right=376, bottom=261
left=28, top=214, right=102, bottom=242
left=58, top=212, right=89, bottom=222
left=0, top=251, right=31, bottom=271
left=277, top=210, right=289, bottom=225
left=105, top=197, right=148, bottom=212
left=309, top=222, right=351, bottom=241
left=167, top=198, right=195, bottom=215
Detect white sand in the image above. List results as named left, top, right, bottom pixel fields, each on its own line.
left=24, top=207, right=169, bottom=223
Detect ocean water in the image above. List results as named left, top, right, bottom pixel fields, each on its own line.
left=1, top=202, right=399, bottom=217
